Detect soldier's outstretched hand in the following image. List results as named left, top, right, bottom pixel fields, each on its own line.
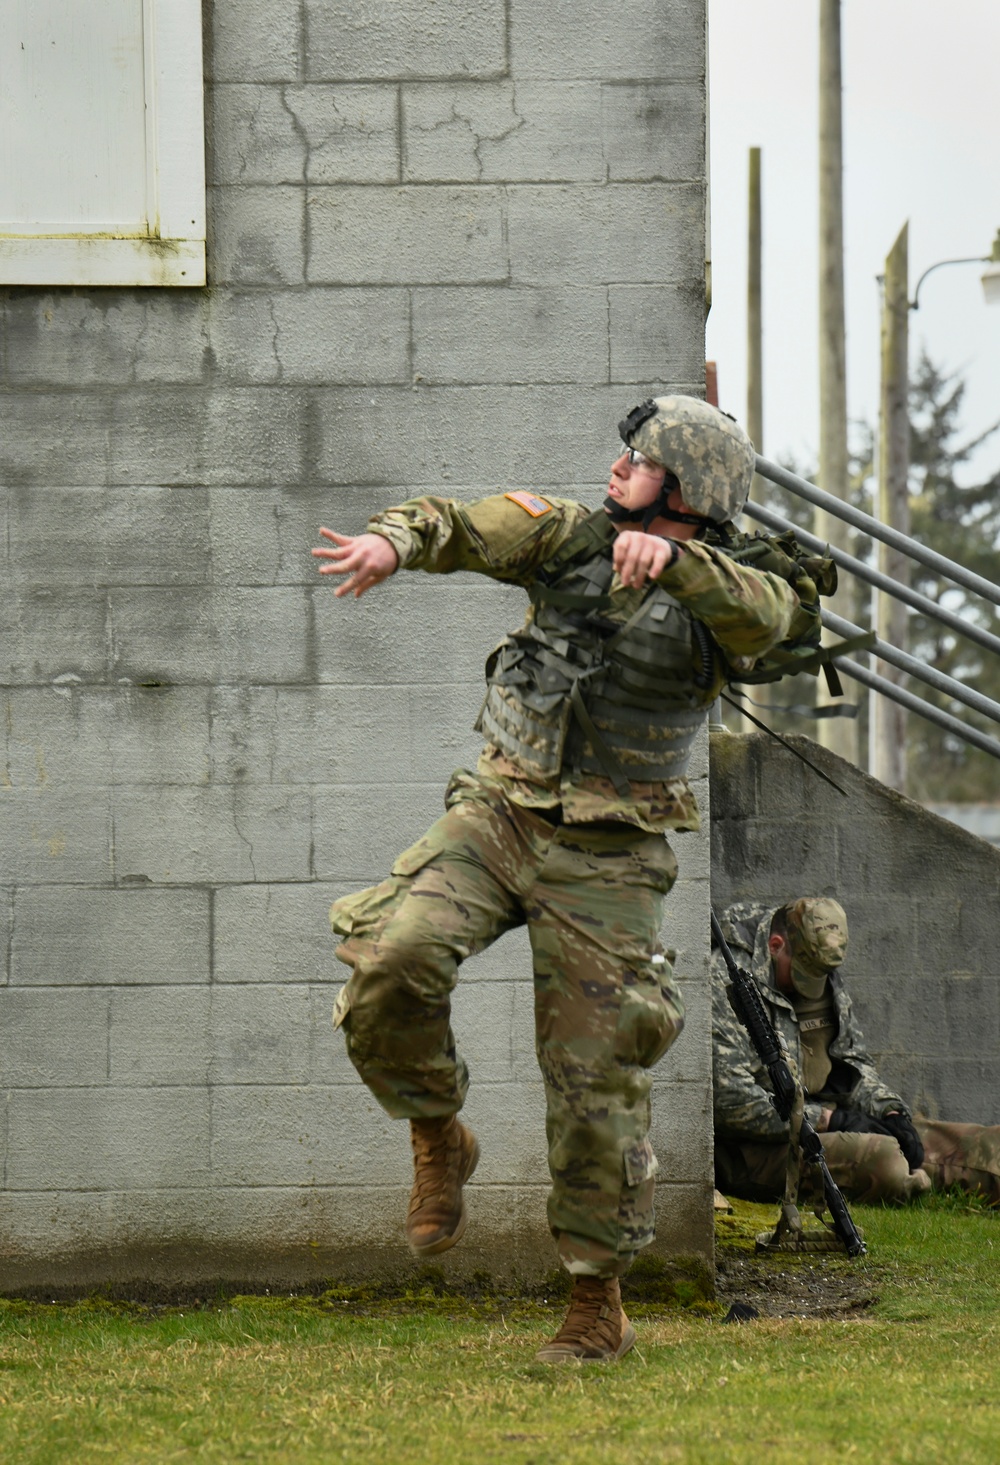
left=313, top=529, right=399, bottom=598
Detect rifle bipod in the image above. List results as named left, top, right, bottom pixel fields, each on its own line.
left=755, top=1201, right=865, bottom=1255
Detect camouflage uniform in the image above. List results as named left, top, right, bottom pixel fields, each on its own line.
left=330, top=494, right=798, bottom=1276
left=712, top=902, right=1000, bottom=1205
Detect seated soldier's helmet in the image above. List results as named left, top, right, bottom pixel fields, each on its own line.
left=618, top=395, right=756, bottom=523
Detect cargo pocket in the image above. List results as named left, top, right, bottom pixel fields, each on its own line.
left=620, top=835, right=679, bottom=895
left=623, top=1137, right=659, bottom=1188
left=615, top=953, right=686, bottom=1069
left=329, top=877, right=406, bottom=941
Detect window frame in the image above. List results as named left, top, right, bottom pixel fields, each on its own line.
left=0, top=0, right=205, bottom=287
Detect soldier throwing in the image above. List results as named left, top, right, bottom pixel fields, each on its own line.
left=713, top=898, right=1000, bottom=1207
left=313, top=397, right=799, bottom=1362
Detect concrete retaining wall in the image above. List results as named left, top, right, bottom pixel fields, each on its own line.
left=0, top=0, right=712, bottom=1290
left=710, top=732, right=1000, bottom=1126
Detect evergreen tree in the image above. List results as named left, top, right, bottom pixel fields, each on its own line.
left=905, top=351, right=1000, bottom=802
left=727, top=351, right=1000, bottom=804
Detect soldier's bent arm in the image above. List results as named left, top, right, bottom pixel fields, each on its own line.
left=364, top=493, right=589, bottom=585
left=655, top=539, right=798, bottom=661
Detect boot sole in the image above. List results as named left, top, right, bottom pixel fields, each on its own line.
left=407, top=1135, right=481, bottom=1258
left=535, top=1321, right=637, bottom=1364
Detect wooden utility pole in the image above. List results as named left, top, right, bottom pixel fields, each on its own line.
left=814, top=0, right=858, bottom=763
left=740, top=147, right=764, bottom=735
left=873, top=223, right=910, bottom=790
left=747, top=147, right=763, bottom=478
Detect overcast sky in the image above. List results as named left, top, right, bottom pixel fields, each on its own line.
left=705, top=0, right=1000, bottom=483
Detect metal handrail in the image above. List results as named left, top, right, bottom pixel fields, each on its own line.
left=835, top=658, right=1000, bottom=763
left=821, top=608, right=1000, bottom=728
left=744, top=499, right=1000, bottom=662
left=755, top=456, right=1000, bottom=609
left=748, top=457, right=1000, bottom=766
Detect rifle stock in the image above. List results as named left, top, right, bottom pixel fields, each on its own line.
left=711, top=909, right=866, bottom=1258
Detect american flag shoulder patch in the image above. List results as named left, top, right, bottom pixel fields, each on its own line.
left=504, top=490, right=553, bottom=517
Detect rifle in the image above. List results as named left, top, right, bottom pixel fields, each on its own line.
left=710, top=908, right=866, bottom=1257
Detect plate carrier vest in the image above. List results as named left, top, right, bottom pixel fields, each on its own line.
left=476, top=511, right=711, bottom=795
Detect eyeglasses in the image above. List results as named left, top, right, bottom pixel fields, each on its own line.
left=619, top=446, right=662, bottom=473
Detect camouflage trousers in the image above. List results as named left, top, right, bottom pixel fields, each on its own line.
left=716, top=1116, right=1000, bottom=1206
left=329, top=769, right=685, bottom=1277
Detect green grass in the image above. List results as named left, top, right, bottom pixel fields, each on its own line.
left=0, top=1197, right=997, bottom=1464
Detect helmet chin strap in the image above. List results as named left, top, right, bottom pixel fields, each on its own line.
left=602, top=492, right=707, bottom=532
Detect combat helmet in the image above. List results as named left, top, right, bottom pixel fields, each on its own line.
left=616, top=395, right=756, bottom=526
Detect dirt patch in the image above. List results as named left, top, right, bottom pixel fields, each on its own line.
left=715, top=1246, right=877, bottom=1320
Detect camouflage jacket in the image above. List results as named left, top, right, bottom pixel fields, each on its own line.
left=712, top=901, right=908, bottom=1142
left=367, top=493, right=798, bottom=833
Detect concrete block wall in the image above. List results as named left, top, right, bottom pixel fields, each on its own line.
left=710, top=732, right=1000, bottom=1127
left=0, top=0, right=711, bottom=1290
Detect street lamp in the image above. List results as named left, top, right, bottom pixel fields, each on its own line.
left=981, top=230, right=1000, bottom=306
left=911, top=228, right=1000, bottom=310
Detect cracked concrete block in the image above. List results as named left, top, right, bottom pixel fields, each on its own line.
left=211, top=685, right=411, bottom=785
left=609, top=284, right=706, bottom=384
left=309, top=984, right=362, bottom=1083
left=109, top=390, right=208, bottom=487
left=107, top=586, right=310, bottom=686
left=1, top=588, right=108, bottom=684
left=6, top=1088, right=211, bottom=1190
left=210, top=682, right=482, bottom=788
left=308, top=0, right=506, bottom=81
left=109, top=988, right=212, bottom=1085
left=462, top=1081, right=549, bottom=1184
left=450, top=980, right=516, bottom=1084
left=284, top=84, right=399, bottom=184
left=209, top=289, right=409, bottom=386
left=0, top=989, right=109, bottom=1086
left=6, top=486, right=212, bottom=588
left=5, top=688, right=111, bottom=788
left=207, top=84, right=307, bottom=186
left=411, top=286, right=608, bottom=384
left=601, top=82, right=704, bottom=182
left=5, top=687, right=210, bottom=791
left=312, top=573, right=520, bottom=687
left=314, top=384, right=632, bottom=486
left=207, top=483, right=498, bottom=587
left=307, top=186, right=506, bottom=286
left=209, top=984, right=312, bottom=1084
left=108, top=587, right=218, bottom=685
left=215, top=587, right=313, bottom=683
left=508, top=183, right=704, bottom=286
left=463, top=927, right=532, bottom=987
left=111, top=785, right=312, bottom=885
left=208, top=186, right=306, bottom=286
left=0, top=890, right=10, bottom=986
left=11, top=887, right=210, bottom=987
left=4, top=295, right=210, bottom=388
left=0, top=789, right=112, bottom=885
left=214, top=883, right=342, bottom=984
left=403, top=81, right=603, bottom=184
left=0, top=392, right=111, bottom=486
left=312, top=781, right=446, bottom=884
left=204, top=388, right=308, bottom=485
left=209, top=0, right=304, bottom=82
left=210, top=1084, right=406, bottom=1188
left=510, top=0, right=704, bottom=81
left=648, top=1073, right=712, bottom=1185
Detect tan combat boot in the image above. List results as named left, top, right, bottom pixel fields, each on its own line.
left=535, top=1277, right=636, bottom=1363
left=406, top=1115, right=480, bottom=1257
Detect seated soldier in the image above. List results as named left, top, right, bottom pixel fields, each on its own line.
left=712, top=898, right=1000, bottom=1206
